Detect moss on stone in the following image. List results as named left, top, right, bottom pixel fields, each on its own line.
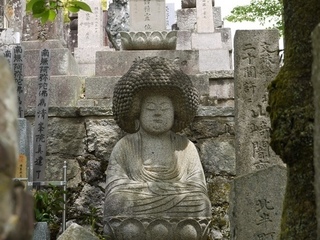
left=268, top=0, right=320, bottom=238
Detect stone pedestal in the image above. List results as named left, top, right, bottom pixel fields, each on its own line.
left=104, top=217, right=211, bottom=240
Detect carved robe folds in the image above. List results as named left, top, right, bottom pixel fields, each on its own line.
left=104, top=132, right=212, bottom=240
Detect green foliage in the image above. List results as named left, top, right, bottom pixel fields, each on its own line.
left=225, top=0, right=283, bottom=35
left=33, top=185, right=65, bottom=223
left=26, top=0, right=92, bottom=24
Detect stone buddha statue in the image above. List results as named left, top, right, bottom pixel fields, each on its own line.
left=104, top=57, right=212, bottom=240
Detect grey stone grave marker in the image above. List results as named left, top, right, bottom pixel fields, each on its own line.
left=234, top=30, right=283, bottom=175
left=33, top=49, right=51, bottom=181
left=312, top=23, right=320, bottom=237
left=196, top=0, right=214, bottom=33
left=229, top=165, right=287, bottom=240
left=33, top=222, right=50, bottom=240
left=13, top=45, right=25, bottom=117
left=129, top=0, right=166, bottom=31
left=78, top=0, right=103, bottom=48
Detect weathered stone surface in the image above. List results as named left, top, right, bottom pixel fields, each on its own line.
left=24, top=76, right=83, bottom=107
left=200, top=138, right=235, bottom=175
left=312, top=23, right=320, bottom=237
left=78, top=0, right=104, bottom=48
left=177, top=8, right=196, bottom=31
left=106, top=0, right=129, bottom=49
left=129, top=0, right=166, bottom=31
left=45, top=157, right=81, bottom=188
left=177, top=7, right=221, bottom=31
left=95, top=50, right=200, bottom=76
left=209, top=78, right=234, bottom=100
left=85, top=76, right=119, bottom=99
left=176, top=30, right=192, bottom=50
left=22, top=12, right=65, bottom=43
left=234, top=30, right=283, bottom=175
left=18, top=118, right=32, bottom=175
left=23, top=48, right=79, bottom=77
left=57, top=223, right=99, bottom=240
left=43, top=118, right=85, bottom=156
left=85, top=119, right=123, bottom=160
left=229, top=166, right=287, bottom=240
left=199, top=49, right=231, bottom=71
left=196, top=0, right=214, bottom=32
left=188, top=118, right=235, bottom=139
left=74, top=183, right=104, bottom=215
left=33, top=222, right=50, bottom=240
left=22, top=40, right=65, bottom=50
left=215, top=28, right=232, bottom=50
left=197, top=106, right=234, bottom=117
left=191, top=32, right=222, bottom=49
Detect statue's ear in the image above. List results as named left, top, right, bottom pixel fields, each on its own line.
left=134, top=119, right=140, bottom=132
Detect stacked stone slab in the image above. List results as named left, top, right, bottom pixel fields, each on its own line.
left=230, top=30, right=286, bottom=240
left=312, top=23, right=320, bottom=238
left=175, top=1, right=232, bottom=71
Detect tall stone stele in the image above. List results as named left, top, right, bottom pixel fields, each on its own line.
left=103, top=57, right=212, bottom=240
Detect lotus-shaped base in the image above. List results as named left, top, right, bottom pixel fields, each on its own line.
left=104, top=217, right=211, bottom=240
left=120, top=31, right=177, bottom=50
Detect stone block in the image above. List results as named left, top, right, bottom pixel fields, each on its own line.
left=33, top=222, right=50, bottom=240
left=85, top=76, right=120, bottom=99
left=78, top=63, right=96, bottom=76
left=213, top=7, right=223, bottom=28
left=46, top=117, right=86, bottom=156
left=177, top=8, right=197, bottom=31
left=215, top=28, right=232, bottom=50
left=229, top=166, right=287, bottom=240
left=200, top=138, right=235, bottom=175
left=176, top=30, right=192, bottom=50
left=24, top=48, right=79, bottom=77
left=189, top=74, right=210, bottom=96
left=95, top=50, right=200, bottom=76
left=191, top=32, right=222, bottom=49
left=74, top=48, right=110, bottom=64
left=22, top=40, right=65, bottom=50
left=209, top=78, right=234, bottom=99
left=199, top=49, right=231, bottom=71
left=57, top=223, right=99, bottom=240
left=24, top=76, right=83, bottom=107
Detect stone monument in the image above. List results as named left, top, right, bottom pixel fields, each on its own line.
left=120, top=0, right=177, bottom=50
left=103, top=57, right=212, bottom=240
left=230, top=30, right=286, bottom=240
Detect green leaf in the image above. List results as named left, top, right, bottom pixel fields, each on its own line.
left=48, top=10, right=57, bottom=21
left=67, top=6, right=80, bottom=13
left=32, top=0, right=47, bottom=15
left=26, top=0, right=39, bottom=12
left=72, top=1, right=92, bottom=12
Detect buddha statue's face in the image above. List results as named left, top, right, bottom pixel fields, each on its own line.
left=139, top=95, right=174, bottom=135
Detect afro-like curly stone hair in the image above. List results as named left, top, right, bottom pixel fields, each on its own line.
left=112, top=57, right=199, bottom=133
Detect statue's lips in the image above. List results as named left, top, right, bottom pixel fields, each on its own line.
left=153, top=119, right=163, bottom=123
